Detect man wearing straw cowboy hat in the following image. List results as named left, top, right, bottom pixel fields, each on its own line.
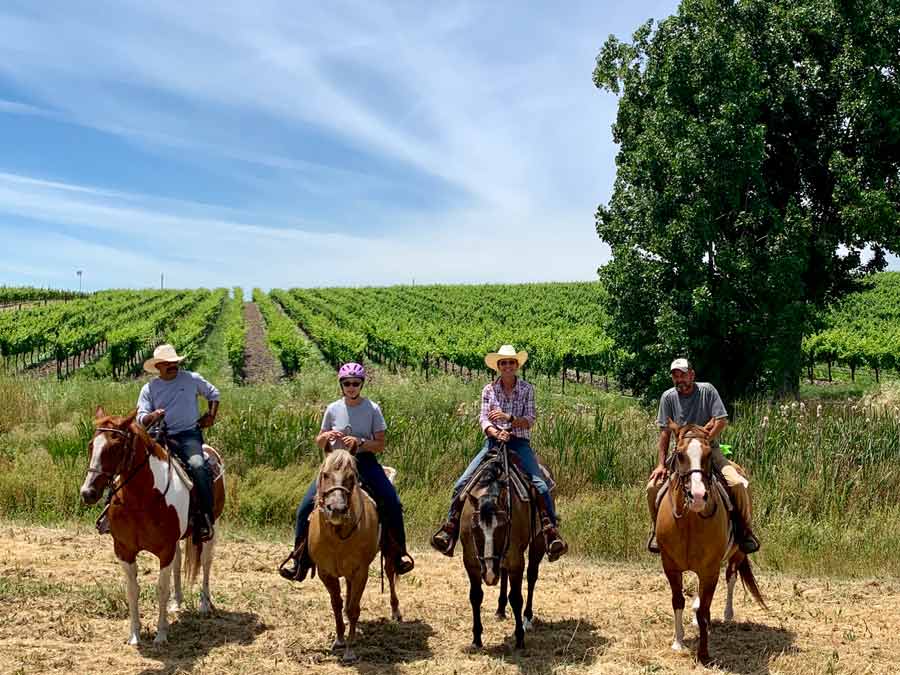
left=431, top=344, right=568, bottom=561
left=137, top=344, right=220, bottom=542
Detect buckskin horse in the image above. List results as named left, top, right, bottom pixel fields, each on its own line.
left=80, top=407, right=225, bottom=645
left=308, top=448, right=402, bottom=664
left=460, top=444, right=547, bottom=650
left=656, top=420, right=765, bottom=664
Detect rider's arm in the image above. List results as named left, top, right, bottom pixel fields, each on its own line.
left=706, top=417, right=728, bottom=441
left=358, top=430, right=385, bottom=454
left=137, top=383, right=155, bottom=427
left=657, top=428, right=671, bottom=467
left=514, top=382, right=536, bottom=429
left=316, top=429, right=334, bottom=450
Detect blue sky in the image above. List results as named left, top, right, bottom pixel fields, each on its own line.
left=1, top=2, right=894, bottom=291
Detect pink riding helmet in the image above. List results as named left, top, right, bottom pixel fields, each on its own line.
left=338, top=362, right=366, bottom=381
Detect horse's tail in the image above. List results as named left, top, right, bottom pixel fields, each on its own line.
left=737, top=556, right=767, bottom=609
left=184, top=539, right=202, bottom=587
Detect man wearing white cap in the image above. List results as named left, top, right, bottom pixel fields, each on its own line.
left=431, top=345, right=568, bottom=561
left=646, top=358, right=760, bottom=555
left=137, top=344, right=220, bottom=542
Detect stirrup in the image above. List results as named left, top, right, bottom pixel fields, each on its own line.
left=430, top=522, right=458, bottom=557
left=395, top=553, right=415, bottom=575
left=647, top=532, right=660, bottom=554
left=739, top=532, right=761, bottom=554
left=278, top=544, right=313, bottom=582
left=543, top=524, right=568, bottom=562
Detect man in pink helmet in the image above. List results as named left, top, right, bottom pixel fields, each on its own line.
left=280, top=362, right=414, bottom=581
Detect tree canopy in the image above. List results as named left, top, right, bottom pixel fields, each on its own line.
left=593, top=0, right=900, bottom=402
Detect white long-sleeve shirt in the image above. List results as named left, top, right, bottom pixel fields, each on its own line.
left=137, top=370, right=220, bottom=434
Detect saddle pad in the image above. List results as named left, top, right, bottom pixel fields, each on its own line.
left=382, top=465, right=397, bottom=485
left=167, top=446, right=225, bottom=493
left=457, top=456, right=555, bottom=504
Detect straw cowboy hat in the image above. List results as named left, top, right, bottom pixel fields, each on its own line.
left=484, top=344, right=528, bottom=372
left=143, top=344, right=186, bottom=374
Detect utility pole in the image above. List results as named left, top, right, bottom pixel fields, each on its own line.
left=160, top=273, right=164, bottom=290
left=76, top=269, right=83, bottom=293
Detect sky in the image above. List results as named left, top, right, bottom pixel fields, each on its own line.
left=1, top=2, right=894, bottom=292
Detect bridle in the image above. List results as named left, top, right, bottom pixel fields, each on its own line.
left=317, top=479, right=363, bottom=541
left=86, top=425, right=150, bottom=505
left=473, top=442, right=513, bottom=570
left=669, top=429, right=718, bottom=520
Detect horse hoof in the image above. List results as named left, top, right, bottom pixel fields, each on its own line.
left=515, top=639, right=525, bottom=650
left=671, top=640, right=685, bottom=652
left=153, top=633, right=168, bottom=645
left=495, top=611, right=506, bottom=621
left=167, top=601, right=182, bottom=613
left=127, top=635, right=140, bottom=647
left=469, top=640, right=482, bottom=651
left=331, top=639, right=346, bottom=652
left=392, top=609, right=403, bottom=622
left=524, top=618, right=533, bottom=631
left=341, top=650, right=359, bottom=664
left=698, top=653, right=712, bottom=666
left=724, top=609, right=734, bottom=622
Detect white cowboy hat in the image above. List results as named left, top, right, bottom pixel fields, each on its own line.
left=143, top=344, right=186, bottom=374
left=485, top=344, right=528, bottom=372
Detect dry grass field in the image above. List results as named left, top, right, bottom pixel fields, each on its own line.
left=1, top=522, right=898, bottom=675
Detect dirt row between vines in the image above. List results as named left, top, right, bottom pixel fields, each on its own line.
left=2, top=522, right=899, bottom=674
left=241, top=302, right=284, bottom=384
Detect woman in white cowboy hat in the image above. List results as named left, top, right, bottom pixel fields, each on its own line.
left=430, top=345, right=568, bottom=561
left=136, top=344, right=220, bottom=542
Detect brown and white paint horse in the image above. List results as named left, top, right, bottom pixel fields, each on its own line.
left=656, top=421, right=765, bottom=665
left=460, top=453, right=546, bottom=650
left=80, top=407, right=225, bottom=645
left=308, top=449, right=401, bottom=664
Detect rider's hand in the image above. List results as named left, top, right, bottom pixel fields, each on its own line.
left=649, top=463, right=667, bottom=483
left=488, top=409, right=509, bottom=424
left=327, top=430, right=344, bottom=443
left=198, top=413, right=215, bottom=429
left=496, top=429, right=511, bottom=443
left=343, top=436, right=361, bottom=452
left=146, top=409, right=165, bottom=426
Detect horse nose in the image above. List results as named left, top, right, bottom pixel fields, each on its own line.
left=81, top=486, right=97, bottom=504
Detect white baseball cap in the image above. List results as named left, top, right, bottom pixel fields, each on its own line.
left=670, top=358, right=692, bottom=373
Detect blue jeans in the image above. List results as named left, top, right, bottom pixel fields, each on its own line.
left=168, top=428, right=213, bottom=521
left=293, top=452, right=407, bottom=550
left=448, top=437, right=557, bottom=525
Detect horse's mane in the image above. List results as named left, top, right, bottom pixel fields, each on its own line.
left=322, top=448, right=357, bottom=474
left=94, top=411, right=167, bottom=461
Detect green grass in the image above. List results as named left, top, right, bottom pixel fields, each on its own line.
left=2, top=367, right=900, bottom=577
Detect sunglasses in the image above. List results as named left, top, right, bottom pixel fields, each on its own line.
left=341, top=380, right=363, bottom=388
left=497, top=359, right=518, bottom=367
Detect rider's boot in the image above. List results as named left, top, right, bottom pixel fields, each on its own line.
left=647, top=525, right=660, bottom=554
left=734, top=514, right=761, bottom=554
left=196, top=512, right=214, bottom=543
left=537, top=497, right=568, bottom=562
left=430, top=501, right=462, bottom=557
left=385, top=528, right=415, bottom=575
left=279, top=538, right=314, bottom=582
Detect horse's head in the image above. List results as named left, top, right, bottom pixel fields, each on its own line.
left=317, top=449, right=358, bottom=526
left=80, top=406, right=138, bottom=504
left=468, top=462, right=509, bottom=586
left=667, top=420, right=712, bottom=513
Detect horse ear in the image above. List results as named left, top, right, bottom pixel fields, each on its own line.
left=123, top=409, right=138, bottom=426
left=95, top=405, right=106, bottom=419
left=666, top=418, right=679, bottom=435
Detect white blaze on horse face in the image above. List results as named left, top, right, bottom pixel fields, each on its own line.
left=686, top=438, right=706, bottom=511
left=482, top=516, right=497, bottom=585
left=149, top=454, right=190, bottom=537
left=81, top=433, right=109, bottom=494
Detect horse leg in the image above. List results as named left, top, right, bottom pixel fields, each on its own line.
left=321, top=574, right=346, bottom=653
left=199, top=535, right=216, bottom=614
left=663, top=565, right=686, bottom=652
left=154, top=560, right=173, bottom=644
left=724, top=554, right=742, bottom=622
left=696, top=573, right=719, bottom=665
left=168, top=544, right=183, bottom=613
left=384, top=556, right=402, bottom=622
left=495, top=569, right=508, bottom=620
left=523, top=543, right=543, bottom=631
left=343, top=569, right=368, bottom=664
left=466, top=568, right=484, bottom=648
left=508, top=567, right=526, bottom=649
left=120, top=560, right=141, bottom=646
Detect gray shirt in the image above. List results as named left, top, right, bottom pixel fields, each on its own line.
left=657, top=382, right=728, bottom=448
left=137, top=370, right=220, bottom=434
left=321, top=398, right=387, bottom=451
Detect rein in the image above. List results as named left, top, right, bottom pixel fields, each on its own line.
left=88, top=427, right=151, bottom=503
left=669, top=466, right=719, bottom=520
left=475, top=442, right=514, bottom=567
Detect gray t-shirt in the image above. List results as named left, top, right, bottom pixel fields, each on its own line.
left=657, top=382, right=728, bottom=448
left=321, top=398, right=387, bottom=450
left=137, top=370, right=220, bottom=435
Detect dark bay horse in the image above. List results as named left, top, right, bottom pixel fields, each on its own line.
left=657, top=421, right=765, bottom=664
left=308, top=449, right=402, bottom=664
left=460, top=447, right=546, bottom=650
left=80, top=407, right=225, bottom=645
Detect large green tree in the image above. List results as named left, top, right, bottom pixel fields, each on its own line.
left=593, top=0, right=900, bottom=402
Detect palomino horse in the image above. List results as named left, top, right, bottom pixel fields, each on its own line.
left=308, top=449, right=402, bottom=664
left=656, top=421, right=765, bottom=664
left=80, top=407, right=225, bottom=645
left=460, top=446, right=546, bottom=650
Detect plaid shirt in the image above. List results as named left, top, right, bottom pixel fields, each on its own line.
left=480, top=377, right=536, bottom=440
